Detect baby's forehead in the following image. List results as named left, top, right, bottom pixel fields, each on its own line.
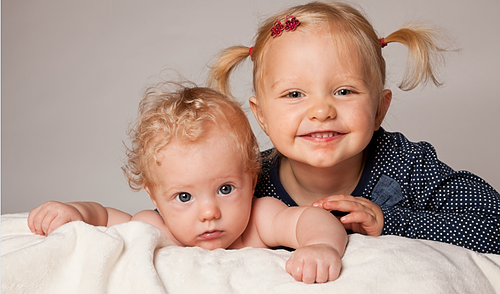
left=157, top=124, right=239, bottom=156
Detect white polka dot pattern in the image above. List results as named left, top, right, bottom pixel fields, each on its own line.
left=254, top=129, right=500, bottom=254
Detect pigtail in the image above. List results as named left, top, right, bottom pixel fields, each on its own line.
left=384, top=24, right=448, bottom=91
left=208, top=46, right=251, bottom=99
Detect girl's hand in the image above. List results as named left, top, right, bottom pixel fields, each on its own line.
left=312, top=195, right=384, bottom=237
left=27, top=201, right=84, bottom=236
left=285, top=243, right=342, bottom=284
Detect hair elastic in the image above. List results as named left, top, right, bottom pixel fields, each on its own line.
left=379, top=38, right=388, bottom=48
left=249, top=47, right=254, bottom=56
left=271, top=15, right=300, bottom=37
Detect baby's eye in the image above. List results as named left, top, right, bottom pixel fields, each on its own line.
left=334, top=89, right=352, bottom=96
left=218, top=184, right=234, bottom=195
left=175, top=192, right=192, bottom=203
left=285, top=91, right=304, bottom=98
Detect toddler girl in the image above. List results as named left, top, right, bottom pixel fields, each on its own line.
left=208, top=1, right=500, bottom=254
left=28, top=82, right=347, bottom=284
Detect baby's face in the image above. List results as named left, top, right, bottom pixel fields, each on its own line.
left=148, top=130, right=255, bottom=250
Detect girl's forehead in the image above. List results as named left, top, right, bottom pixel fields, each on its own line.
left=258, top=30, right=365, bottom=86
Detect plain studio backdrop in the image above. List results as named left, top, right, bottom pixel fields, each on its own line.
left=2, top=0, right=499, bottom=214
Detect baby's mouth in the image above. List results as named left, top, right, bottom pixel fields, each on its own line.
left=199, top=230, right=223, bottom=240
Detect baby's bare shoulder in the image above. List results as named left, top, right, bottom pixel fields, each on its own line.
left=132, top=210, right=180, bottom=245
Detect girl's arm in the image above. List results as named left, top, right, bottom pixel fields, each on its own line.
left=313, top=194, right=384, bottom=236
left=251, top=197, right=348, bottom=283
left=28, top=201, right=132, bottom=236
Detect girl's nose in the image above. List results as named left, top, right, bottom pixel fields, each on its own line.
left=198, top=199, right=222, bottom=222
left=307, top=97, right=336, bottom=121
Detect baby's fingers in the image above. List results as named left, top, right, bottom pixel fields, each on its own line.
left=286, top=254, right=328, bottom=284
left=40, top=211, right=60, bottom=236
left=314, top=262, right=331, bottom=284
left=301, top=259, right=318, bottom=284
left=28, top=206, right=52, bottom=235
left=27, top=206, right=41, bottom=232
left=286, top=254, right=304, bottom=282
left=44, top=215, right=71, bottom=235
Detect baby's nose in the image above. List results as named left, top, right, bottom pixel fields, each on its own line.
left=198, top=200, right=222, bottom=222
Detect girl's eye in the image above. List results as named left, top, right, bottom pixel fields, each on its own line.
left=335, top=89, right=352, bottom=96
left=218, top=184, right=234, bottom=195
left=175, top=192, right=192, bottom=203
left=285, top=91, right=304, bottom=98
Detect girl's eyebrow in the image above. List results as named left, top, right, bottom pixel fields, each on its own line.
left=270, top=78, right=301, bottom=90
left=270, top=75, right=367, bottom=91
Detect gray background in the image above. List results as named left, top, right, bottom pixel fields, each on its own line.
left=2, top=0, right=499, bottom=214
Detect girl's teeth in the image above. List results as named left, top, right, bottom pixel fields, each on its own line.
left=310, top=132, right=338, bottom=138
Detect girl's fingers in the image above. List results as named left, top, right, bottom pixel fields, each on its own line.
left=322, top=198, right=372, bottom=215
left=314, top=196, right=384, bottom=236
left=340, top=210, right=374, bottom=225
left=312, top=194, right=352, bottom=207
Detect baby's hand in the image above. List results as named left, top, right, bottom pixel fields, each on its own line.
left=285, top=243, right=342, bottom=284
left=28, top=201, right=84, bottom=236
left=313, top=194, right=384, bottom=236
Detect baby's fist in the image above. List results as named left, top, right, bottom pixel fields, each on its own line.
left=285, top=244, right=342, bottom=284
left=28, top=201, right=83, bottom=236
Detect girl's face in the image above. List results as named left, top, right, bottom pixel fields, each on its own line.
left=250, top=28, right=391, bottom=169
left=147, top=129, right=256, bottom=250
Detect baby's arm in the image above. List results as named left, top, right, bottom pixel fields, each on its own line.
left=251, top=197, right=347, bottom=284
left=28, top=201, right=132, bottom=236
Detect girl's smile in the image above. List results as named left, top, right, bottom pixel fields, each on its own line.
left=299, top=131, right=344, bottom=141
left=251, top=29, right=384, bottom=171
left=249, top=27, right=391, bottom=204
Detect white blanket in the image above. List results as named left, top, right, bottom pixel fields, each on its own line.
left=2, top=213, right=500, bottom=294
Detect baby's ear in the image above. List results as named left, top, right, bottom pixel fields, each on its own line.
left=375, top=89, right=392, bottom=130
left=249, top=96, right=268, bottom=134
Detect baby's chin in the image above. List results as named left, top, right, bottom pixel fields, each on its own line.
left=194, top=239, right=232, bottom=251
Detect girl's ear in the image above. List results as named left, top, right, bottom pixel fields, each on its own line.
left=145, top=186, right=158, bottom=208
left=375, top=89, right=392, bottom=130
left=249, top=96, right=268, bottom=134
left=252, top=173, right=259, bottom=191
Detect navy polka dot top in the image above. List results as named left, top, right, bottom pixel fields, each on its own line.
left=254, top=128, right=500, bottom=254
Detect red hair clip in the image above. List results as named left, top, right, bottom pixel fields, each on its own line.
left=271, top=15, right=300, bottom=38
left=379, top=38, right=388, bottom=48
left=271, top=20, right=285, bottom=37
left=284, top=15, right=300, bottom=31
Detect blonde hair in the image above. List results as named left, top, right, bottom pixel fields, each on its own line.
left=209, top=1, right=447, bottom=98
left=123, top=82, right=260, bottom=191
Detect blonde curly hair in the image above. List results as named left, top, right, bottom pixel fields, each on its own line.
left=122, top=82, right=260, bottom=191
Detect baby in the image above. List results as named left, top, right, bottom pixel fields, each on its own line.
left=28, top=82, right=347, bottom=284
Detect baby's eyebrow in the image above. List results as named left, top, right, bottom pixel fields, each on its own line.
left=162, top=186, right=191, bottom=197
